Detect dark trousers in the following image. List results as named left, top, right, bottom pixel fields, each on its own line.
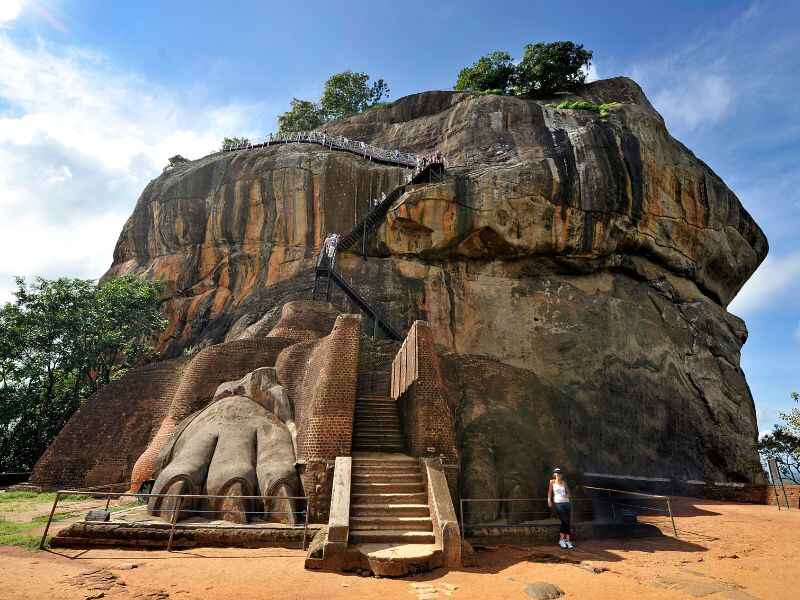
left=554, top=502, right=571, bottom=535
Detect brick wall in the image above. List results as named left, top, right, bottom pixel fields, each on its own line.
left=266, top=300, right=341, bottom=344
left=697, top=483, right=800, bottom=507
left=294, top=314, right=361, bottom=462
left=393, top=321, right=459, bottom=465
left=30, top=357, right=188, bottom=489
left=275, top=313, right=362, bottom=521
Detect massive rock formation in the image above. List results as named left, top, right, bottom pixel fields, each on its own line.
left=36, top=77, right=767, bottom=502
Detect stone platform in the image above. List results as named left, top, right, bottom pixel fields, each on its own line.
left=465, top=520, right=665, bottom=546
left=51, top=506, right=320, bottom=550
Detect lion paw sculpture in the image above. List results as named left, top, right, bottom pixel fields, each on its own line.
left=148, top=367, right=299, bottom=524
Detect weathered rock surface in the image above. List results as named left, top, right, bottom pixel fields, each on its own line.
left=80, top=78, right=768, bottom=495
left=106, top=145, right=406, bottom=355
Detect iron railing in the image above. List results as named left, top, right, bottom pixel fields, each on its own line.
left=459, top=487, right=678, bottom=541
left=217, top=130, right=419, bottom=168
left=39, top=489, right=310, bottom=551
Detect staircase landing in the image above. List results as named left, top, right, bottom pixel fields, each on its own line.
left=349, top=453, right=440, bottom=576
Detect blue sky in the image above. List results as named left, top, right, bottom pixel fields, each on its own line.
left=0, top=1, right=797, bottom=432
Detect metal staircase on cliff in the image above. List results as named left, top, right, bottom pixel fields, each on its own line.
left=315, top=266, right=403, bottom=340
left=337, top=161, right=446, bottom=254
left=311, top=160, right=446, bottom=341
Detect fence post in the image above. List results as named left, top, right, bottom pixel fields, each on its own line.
left=166, top=496, right=184, bottom=552
left=302, top=503, right=309, bottom=550
left=459, top=499, right=465, bottom=542
left=666, top=496, right=678, bottom=538
left=39, top=492, right=61, bottom=550
left=609, top=489, right=615, bottom=522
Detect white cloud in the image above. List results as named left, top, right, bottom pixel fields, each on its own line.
left=757, top=406, right=777, bottom=436
left=0, top=34, right=268, bottom=304
left=652, top=74, right=733, bottom=131
left=728, top=252, right=800, bottom=316
left=584, top=62, right=600, bottom=83
left=624, top=3, right=793, bottom=137
left=0, top=1, right=25, bottom=26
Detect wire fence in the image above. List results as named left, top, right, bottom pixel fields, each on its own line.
left=40, top=488, right=311, bottom=551
left=459, top=486, right=677, bottom=541
left=583, top=485, right=677, bottom=536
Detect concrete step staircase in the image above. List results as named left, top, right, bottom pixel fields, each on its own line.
left=349, top=454, right=434, bottom=546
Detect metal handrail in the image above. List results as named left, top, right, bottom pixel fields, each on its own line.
left=459, top=490, right=679, bottom=540
left=39, top=489, right=311, bottom=551
left=217, top=130, right=421, bottom=168
left=582, top=485, right=669, bottom=499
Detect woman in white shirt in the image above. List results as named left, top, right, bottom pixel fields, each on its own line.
left=547, top=467, right=574, bottom=549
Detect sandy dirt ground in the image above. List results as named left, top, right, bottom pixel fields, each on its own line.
left=0, top=498, right=796, bottom=600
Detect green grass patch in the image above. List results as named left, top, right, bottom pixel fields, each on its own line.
left=0, top=533, right=46, bottom=550
left=0, top=491, right=89, bottom=507
left=31, top=511, right=81, bottom=524
left=363, top=101, right=394, bottom=112
left=547, top=100, right=622, bottom=118
left=0, top=517, right=37, bottom=535
left=0, top=512, right=73, bottom=550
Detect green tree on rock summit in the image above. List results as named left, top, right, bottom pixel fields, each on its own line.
left=278, top=99, right=326, bottom=133
left=454, top=51, right=515, bottom=94
left=454, top=41, right=594, bottom=97
left=277, top=70, right=390, bottom=132
left=512, top=41, right=593, bottom=95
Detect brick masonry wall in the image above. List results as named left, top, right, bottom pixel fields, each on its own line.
left=295, top=314, right=361, bottom=462
left=265, top=300, right=341, bottom=344
left=699, top=483, right=800, bottom=507
left=275, top=313, right=362, bottom=521
left=394, top=321, right=459, bottom=466
left=30, top=357, right=189, bottom=489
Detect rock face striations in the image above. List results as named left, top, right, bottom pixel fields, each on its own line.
left=37, top=77, right=767, bottom=504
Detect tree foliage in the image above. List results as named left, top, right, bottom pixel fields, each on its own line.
left=454, top=42, right=594, bottom=97
left=511, top=41, right=593, bottom=96
left=0, top=276, right=166, bottom=471
left=163, top=155, right=189, bottom=172
left=277, top=71, right=390, bottom=132
left=757, top=392, right=800, bottom=484
left=548, top=100, right=621, bottom=118
left=320, top=71, right=390, bottom=120
left=454, top=51, right=515, bottom=94
left=277, top=99, right=326, bottom=133
left=221, top=137, right=251, bottom=149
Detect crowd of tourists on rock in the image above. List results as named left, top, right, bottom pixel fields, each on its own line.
left=220, top=130, right=447, bottom=175
left=221, top=129, right=424, bottom=168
